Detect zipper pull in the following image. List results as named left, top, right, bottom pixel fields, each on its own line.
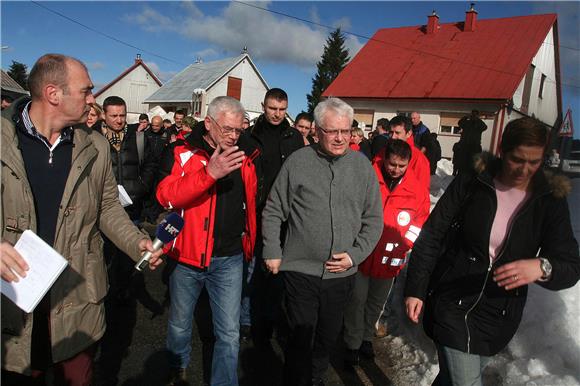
left=49, top=151, right=53, bottom=165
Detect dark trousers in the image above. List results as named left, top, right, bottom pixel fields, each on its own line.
left=250, top=257, right=286, bottom=345
left=282, top=271, right=354, bottom=385
left=2, top=345, right=96, bottom=386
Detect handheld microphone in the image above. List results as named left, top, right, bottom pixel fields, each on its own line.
left=135, top=213, right=184, bottom=271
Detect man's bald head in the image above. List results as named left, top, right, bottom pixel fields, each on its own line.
left=411, top=112, right=421, bottom=127
left=28, top=54, right=88, bottom=101
left=151, top=115, right=163, bottom=133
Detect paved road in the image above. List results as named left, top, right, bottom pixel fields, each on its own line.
left=93, top=264, right=396, bottom=386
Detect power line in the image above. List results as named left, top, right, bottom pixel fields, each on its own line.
left=31, top=1, right=187, bottom=67
left=30, top=0, right=580, bottom=91
left=233, top=1, right=580, bottom=90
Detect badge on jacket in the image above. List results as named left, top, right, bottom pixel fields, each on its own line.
left=397, top=211, right=411, bottom=226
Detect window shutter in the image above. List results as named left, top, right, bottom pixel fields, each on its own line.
left=227, top=77, right=242, bottom=100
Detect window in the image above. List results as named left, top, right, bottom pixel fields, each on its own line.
left=192, top=100, right=202, bottom=115
left=539, top=73, right=546, bottom=99
left=439, top=113, right=464, bottom=135
left=521, top=64, right=535, bottom=113
left=227, top=77, right=242, bottom=100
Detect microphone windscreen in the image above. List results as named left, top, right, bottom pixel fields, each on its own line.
left=155, top=213, right=185, bottom=244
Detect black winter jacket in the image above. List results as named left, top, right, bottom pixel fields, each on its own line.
left=404, top=155, right=580, bottom=356
left=99, top=123, right=157, bottom=220
left=248, top=115, right=303, bottom=212
left=144, top=127, right=168, bottom=162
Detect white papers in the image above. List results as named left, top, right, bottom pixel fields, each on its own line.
left=118, top=185, right=133, bottom=207
left=1, top=230, right=69, bottom=313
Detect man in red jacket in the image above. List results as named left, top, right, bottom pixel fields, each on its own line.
left=388, top=115, right=431, bottom=192
left=156, top=96, right=261, bottom=386
left=343, top=139, right=430, bottom=365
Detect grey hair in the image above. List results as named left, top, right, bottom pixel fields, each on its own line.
left=207, top=96, right=245, bottom=120
left=313, top=98, right=354, bottom=128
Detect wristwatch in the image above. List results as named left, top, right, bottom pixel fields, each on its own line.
left=539, top=257, right=553, bottom=281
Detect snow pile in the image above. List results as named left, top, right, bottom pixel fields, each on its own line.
left=384, top=166, right=580, bottom=385
left=429, top=159, right=455, bottom=209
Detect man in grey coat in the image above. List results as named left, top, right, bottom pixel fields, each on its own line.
left=262, top=97, right=383, bottom=386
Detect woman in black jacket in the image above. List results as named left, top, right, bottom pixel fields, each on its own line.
left=404, top=117, right=580, bottom=386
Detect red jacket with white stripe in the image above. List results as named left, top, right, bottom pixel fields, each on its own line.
left=156, top=137, right=260, bottom=268
left=358, top=158, right=430, bottom=279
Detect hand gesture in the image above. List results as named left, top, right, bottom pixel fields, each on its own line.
left=405, top=297, right=423, bottom=323
left=1, top=242, right=29, bottom=282
left=206, top=145, right=245, bottom=180
left=325, top=252, right=353, bottom=273
left=138, top=239, right=164, bottom=270
left=493, top=258, right=543, bottom=290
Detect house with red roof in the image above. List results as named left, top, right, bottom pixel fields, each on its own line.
left=94, top=54, right=162, bottom=123
left=323, top=6, right=562, bottom=157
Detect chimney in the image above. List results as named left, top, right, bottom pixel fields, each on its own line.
left=135, top=53, right=142, bottom=63
left=464, top=3, right=478, bottom=32
left=427, top=10, right=439, bottom=34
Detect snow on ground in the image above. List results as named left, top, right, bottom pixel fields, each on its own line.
left=382, top=160, right=580, bottom=386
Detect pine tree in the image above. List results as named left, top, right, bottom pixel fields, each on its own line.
left=8, top=60, right=28, bottom=91
left=307, top=28, right=350, bottom=113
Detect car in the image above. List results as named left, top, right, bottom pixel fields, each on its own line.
left=561, top=150, right=580, bottom=176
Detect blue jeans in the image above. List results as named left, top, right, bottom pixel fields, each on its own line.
left=240, top=258, right=255, bottom=327
left=433, top=344, right=491, bottom=386
left=167, top=254, right=243, bottom=386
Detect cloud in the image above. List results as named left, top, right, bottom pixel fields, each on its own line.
left=192, top=48, right=220, bottom=61
left=332, top=17, right=352, bottom=31
left=145, top=61, right=177, bottom=82
left=87, top=61, right=105, bottom=70
left=127, top=2, right=363, bottom=68
left=123, top=6, right=173, bottom=32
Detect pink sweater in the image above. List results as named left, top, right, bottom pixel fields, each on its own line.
left=489, top=178, right=530, bottom=261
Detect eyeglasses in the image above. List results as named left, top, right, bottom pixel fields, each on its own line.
left=317, top=126, right=352, bottom=138
left=209, top=116, right=243, bottom=136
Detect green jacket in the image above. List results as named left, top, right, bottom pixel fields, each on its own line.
left=1, top=102, right=147, bottom=374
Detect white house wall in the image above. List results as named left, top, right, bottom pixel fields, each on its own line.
left=96, top=65, right=161, bottom=117
left=205, top=58, right=268, bottom=117
left=344, top=98, right=498, bottom=158
left=511, top=26, right=559, bottom=126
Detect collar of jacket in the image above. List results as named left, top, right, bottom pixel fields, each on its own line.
left=2, top=97, right=94, bottom=177
left=2, top=99, right=99, bottom=210
left=249, top=114, right=293, bottom=139
left=312, top=143, right=350, bottom=163
left=473, top=152, right=571, bottom=199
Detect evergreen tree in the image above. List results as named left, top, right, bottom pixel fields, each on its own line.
left=307, top=28, right=350, bottom=113
left=7, top=61, right=28, bottom=91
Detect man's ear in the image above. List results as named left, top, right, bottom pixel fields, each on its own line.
left=261, top=102, right=265, bottom=112
left=204, top=116, right=212, bottom=132
left=45, top=84, right=61, bottom=106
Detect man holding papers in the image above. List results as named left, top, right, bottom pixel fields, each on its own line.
left=0, top=54, right=163, bottom=385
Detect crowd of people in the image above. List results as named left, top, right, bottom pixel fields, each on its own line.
left=1, top=53, right=579, bottom=386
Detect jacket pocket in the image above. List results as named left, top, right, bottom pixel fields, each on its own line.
left=83, top=236, right=108, bottom=303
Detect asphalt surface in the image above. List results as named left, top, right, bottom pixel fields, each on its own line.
left=93, top=263, right=397, bottom=386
